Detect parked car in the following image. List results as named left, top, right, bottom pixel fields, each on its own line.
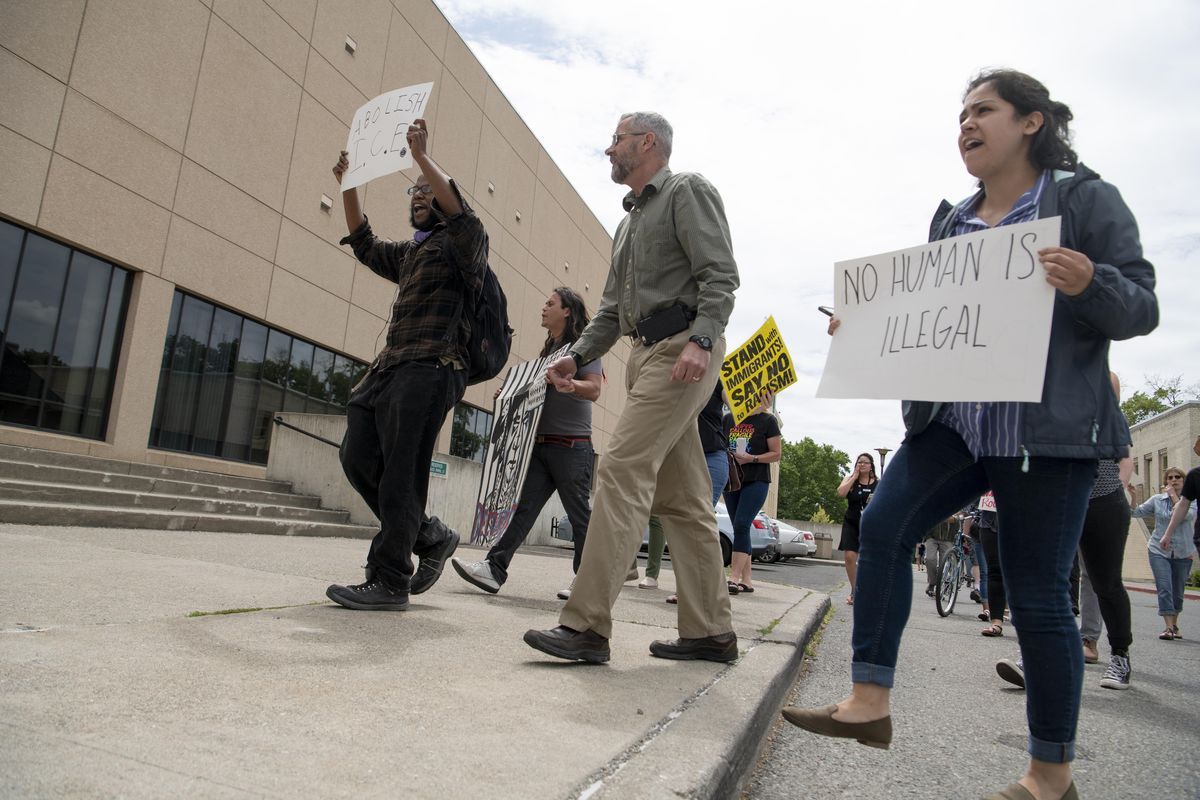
left=555, top=509, right=735, bottom=567
left=775, top=520, right=817, bottom=559
left=750, top=511, right=782, bottom=562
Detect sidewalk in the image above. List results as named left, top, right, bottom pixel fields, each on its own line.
left=0, top=523, right=826, bottom=800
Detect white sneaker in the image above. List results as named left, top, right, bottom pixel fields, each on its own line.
left=556, top=576, right=576, bottom=600
left=638, top=576, right=658, bottom=589
left=1099, top=653, right=1131, bottom=690
left=996, top=656, right=1025, bottom=689
left=451, top=558, right=500, bottom=594
left=626, top=567, right=640, bottom=582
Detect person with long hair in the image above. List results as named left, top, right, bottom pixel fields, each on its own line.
left=452, top=287, right=603, bottom=598
left=783, top=70, right=1157, bottom=800
left=836, top=453, right=878, bottom=604
left=1132, top=467, right=1197, bottom=641
left=723, top=389, right=782, bottom=593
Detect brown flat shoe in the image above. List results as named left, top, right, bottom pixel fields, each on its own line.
left=780, top=704, right=891, bottom=749
left=983, top=781, right=1078, bottom=800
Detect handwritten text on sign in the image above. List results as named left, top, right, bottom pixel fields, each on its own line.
left=816, top=217, right=1060, bottom=402
left=341, top=82, right=434, bottom=191
left=721, top=316, right=797, bottom=424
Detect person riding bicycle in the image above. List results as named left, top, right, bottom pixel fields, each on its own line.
left=923, top=514, right=959, bottom=597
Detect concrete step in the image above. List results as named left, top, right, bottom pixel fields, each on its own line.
left=0, top=479, right=352, bottom=524
left=0, top=443, right=294, bottom=493
left=0, top=461, right=323, bottom=509
left=0, top=500, right=376, bottom=538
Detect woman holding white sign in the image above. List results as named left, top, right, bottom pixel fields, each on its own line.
left=783, top=69, right=1158, bottom=800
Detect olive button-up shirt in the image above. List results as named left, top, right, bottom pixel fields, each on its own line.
left=572, top=167, right=739, bottom=364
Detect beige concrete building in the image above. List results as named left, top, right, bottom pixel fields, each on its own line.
left=0, top=0, right=633, bottom=479
left=1128, top=402, right=1200, bottom=504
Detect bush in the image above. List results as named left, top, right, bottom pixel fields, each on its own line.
left=1190, top=569, right=1200, bottom=588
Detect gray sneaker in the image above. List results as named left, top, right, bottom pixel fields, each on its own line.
left=451, top=558, right=500, bottom=594
left=996, top=656, right=1025, bottom=689
left=1099, top=653, right=1131, bottom=690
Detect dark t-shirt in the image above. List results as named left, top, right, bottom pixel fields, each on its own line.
left=537, top=356, right=602, bottom=437
left=725, top=412, right=781, bottom=484
left=844, top=479, right=878, bottom=522
left=698, top=383, right=728, bottom=454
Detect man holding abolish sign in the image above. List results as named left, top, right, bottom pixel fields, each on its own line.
left=325, top=92, right=492, bottom=612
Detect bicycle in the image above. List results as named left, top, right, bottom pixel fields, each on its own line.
left=934, top=516, right=974, bottom=617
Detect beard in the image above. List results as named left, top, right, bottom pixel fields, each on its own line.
left=609, top=154, right=634, bottom=184
left=409, top=206, right=437, bottom=232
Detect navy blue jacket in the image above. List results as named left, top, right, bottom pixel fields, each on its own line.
left=901, top=164, right=1158, bottom=459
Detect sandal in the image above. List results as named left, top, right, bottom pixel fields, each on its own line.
left=666, top=594, right=678, bottom=605
left=978, top=611, right=990, bottom=621
left=1159, top=629, right=1175, bottom=640
left=1172, top=625, right=1182, bottom=639
left=737, top=583, right=755, bottom=593
left=981, top=624, right=1004, bottom=637
left=727, top=581, right=740, bottom=595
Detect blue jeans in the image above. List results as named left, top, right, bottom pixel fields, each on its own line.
left=724, top=480, right=769, bottom=555
left=1147, top=550, right=1192, bottom=617
left=968, top=534, right=988, bottom=602
left=706, top=450, right=729, bottom=507
left=852, top=423, right=1095, bottom=763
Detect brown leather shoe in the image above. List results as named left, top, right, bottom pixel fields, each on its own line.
left=649, top=632, right=738, bottom=663
left=523, top=625, right=610, bottom=663
left=983, top=781, right=1078, bottom=800
left=780, top=704, right=892, bottom=749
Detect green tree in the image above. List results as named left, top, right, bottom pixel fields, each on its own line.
left=1120, top=374, right=1199, bottom=427
left=777, top=437, right=850, bottom=523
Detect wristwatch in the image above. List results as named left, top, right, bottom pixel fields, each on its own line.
left=688, top=335, right=713, bottom=351
left=569, top=351, right=584, bottom=371
left=753, top=455, right=759, bottom=463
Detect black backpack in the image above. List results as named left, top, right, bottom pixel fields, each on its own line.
left=459, top=265, right=513, bottom=385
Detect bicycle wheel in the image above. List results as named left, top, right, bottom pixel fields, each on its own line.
left=935, top=551, right=961, bottom=617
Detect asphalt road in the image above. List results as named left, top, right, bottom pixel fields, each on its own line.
left=741, top=568, right=1200, bottom=799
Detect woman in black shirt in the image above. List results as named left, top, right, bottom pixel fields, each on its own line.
left=836, top=453, right=878, bottom=604
left=723, top=390, right=782, bottom=592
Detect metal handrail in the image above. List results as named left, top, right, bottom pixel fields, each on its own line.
left=272, top=416, right=341, bottom=449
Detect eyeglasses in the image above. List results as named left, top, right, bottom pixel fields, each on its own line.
left=406, top=185, right=434, bottom=196
left=1167, top=475, right=1184, bottom=480
left=610, top=132, right=648, bottom=147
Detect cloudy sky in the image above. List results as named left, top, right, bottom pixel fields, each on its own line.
left=437, top=0, right=1199, bottom=467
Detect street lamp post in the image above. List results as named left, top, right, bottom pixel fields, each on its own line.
left=876, top=447, right=892, bottom=473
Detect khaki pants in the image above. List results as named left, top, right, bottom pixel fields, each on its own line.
left=559, top=329, right=733, bottom=640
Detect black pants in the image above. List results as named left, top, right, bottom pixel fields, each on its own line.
left=487, top=440, right=593, bottom=583
left=1077, top=487, right=1133, bottom=652
left=340, top=361, right=466, bottom=590
left=980, top=525, right=1005, bottom=621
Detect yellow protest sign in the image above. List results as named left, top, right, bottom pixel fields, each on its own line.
left=720, top=316, right=797, bottom=424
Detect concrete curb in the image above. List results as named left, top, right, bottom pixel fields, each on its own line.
left=588, top=590, right=830, bottom=799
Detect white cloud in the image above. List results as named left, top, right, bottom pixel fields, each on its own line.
left=437, top=0, right=1200, bottom=463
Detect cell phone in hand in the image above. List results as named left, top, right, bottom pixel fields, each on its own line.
left=817, top=305, right=834, bottom=317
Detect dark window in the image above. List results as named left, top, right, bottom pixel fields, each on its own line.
left=0, top=221, right=130, bottom=439
left=149, top=291, right=367, bottom=464
left=450, top=403, right=492, bottom=463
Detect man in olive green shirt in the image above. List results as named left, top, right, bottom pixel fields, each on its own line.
left=524, top=112, right=740, bottom=664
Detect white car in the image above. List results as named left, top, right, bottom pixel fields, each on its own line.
left=775, top=520, right=817, bottom=558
